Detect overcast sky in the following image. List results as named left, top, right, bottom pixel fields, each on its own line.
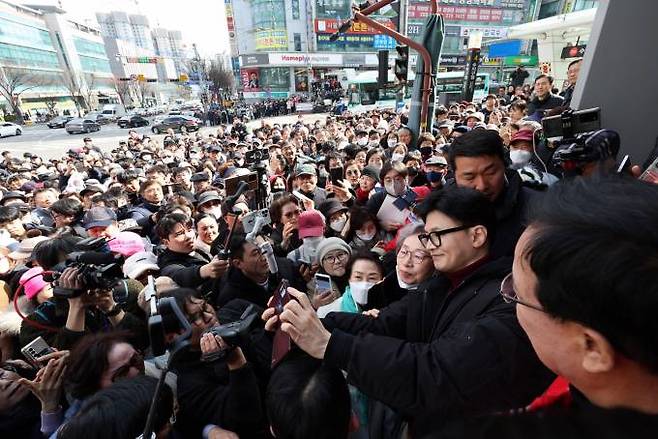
left=58, top=0, right=229, bottom=57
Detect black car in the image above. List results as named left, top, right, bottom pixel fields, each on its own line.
left=47, top=116, right=74, bottom=128
left=118, top=115, right=149, bottom=128
left=151, top=115, right=199, bottom=134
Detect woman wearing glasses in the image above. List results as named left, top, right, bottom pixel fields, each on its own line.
left=306, top=238, right=352, bottom=310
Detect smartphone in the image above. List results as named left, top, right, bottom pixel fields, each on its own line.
left=292, top=190, right=313, bottom=205
left=639, top=156, right=658, bottom=184
left=271, top=279, right=292, bottom=368
left=314, top=273, right=332, bottom=297
left=329, top=167, right=344, bottom=186
left=21, top=336, right=55, bottom=368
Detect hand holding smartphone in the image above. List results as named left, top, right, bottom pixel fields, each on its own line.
left=271, top=279, right=292, bottom=368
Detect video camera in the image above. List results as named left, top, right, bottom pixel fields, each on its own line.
left=202, top=305, right=259, bottom=361
left=47, top=237, right=128, bottom=301
left=245, top=148, right=269, bottom=165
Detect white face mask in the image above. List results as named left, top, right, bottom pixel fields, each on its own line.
left=510, top=150, right=532, bottom=168
left=391, top=152, right=405, bottom=162
left=357, top=137, right=368, bottom=146
left=384, top=180, right=406, bottom=197
left=396, top=267, right=420, bottom=291
left=356, top=230, right=375, bottom=242
left=350, top=281, right=375, bottom=305
left=330, top=217, right=347, bottom=232
left=387, top=139, right=397, bottom=148
left=369, top=141, right=379, bottom=148
left=208, top=206, right=222, bottom=219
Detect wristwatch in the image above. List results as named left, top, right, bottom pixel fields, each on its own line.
left=103, top=305, right=122, bottom=317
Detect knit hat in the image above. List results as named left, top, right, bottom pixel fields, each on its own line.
left=19, top=267, right=48, bottom=300
left=361, top=165, right=380, bottom=183
left=108, top=232, right=145, bottom=257
left=316, top=237, right=352, bottom=264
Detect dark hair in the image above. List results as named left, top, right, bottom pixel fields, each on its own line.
left=0, top=205, right=21, bottom=223
left=534, top=74, right=554, bottom=85
left=365, top=148, right=385, bottom=165
left=269, top=194, right=297, bottom=225
left=379, top=160, right=408, bottom=182
left=267, top=354, right=351, bottom=439
left=525, top=177, right=658, bottom=374
left=158, top=287, right=200, bottom=317
left=146, top=164, right=168, bottom=175
left=58, top=375, right=173, bottom=439
left=418, top=186, right=495, bottom=236
left=50, top=198, right=83, bottom=218
left=155, top=212, right=191, bottom=240
left=194, top=212, right=217, bottom=230
left=65, top=331, right=132, bottom=399
left=346, top=206, right=379, bottom=242
left=228, top=234, right=249, bottom=261
left=348, top=249, right=384, bottom=279
left=510, top=100, right=527, bottom=114
left=448, top=129, right=505, bottom=170
left=33, top=233, right=80, bottom=269
left=116, top=170, right=139, bottom=185
left=567, top=58, right=583, bottom=69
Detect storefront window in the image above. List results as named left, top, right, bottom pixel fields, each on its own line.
left=573, top=0, right=598, bottom=11
left=259, top=67, right=290, bottom=90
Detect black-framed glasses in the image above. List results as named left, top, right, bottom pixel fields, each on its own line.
left=499, top=273, right=546, bottom=313
left=418, top=225, right=472, bottom=248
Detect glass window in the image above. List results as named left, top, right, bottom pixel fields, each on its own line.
left=294, top=33, right=302, bottom=51
left=0, top=43, right=59, bottom=69
left=259, top=67, right=290, bottom=90
left=573, top=0, right=598, bottom=11
left=0, top=17, right=55, bottom=51
left=538, top=0, right=560, bottom=19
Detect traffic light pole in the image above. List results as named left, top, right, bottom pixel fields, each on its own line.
left=353, top=0, right=438, bottom=132
left=354, top=9, right=433, bottom=131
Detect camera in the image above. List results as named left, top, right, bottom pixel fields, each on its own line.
left=202, top=305, right=259, bottom=361
left=245, top=148, right=269, bottom=165
left=48, top=237, right=128, bottom=300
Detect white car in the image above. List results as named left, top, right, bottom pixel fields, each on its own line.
left=0, top=122, right=22, bottom=137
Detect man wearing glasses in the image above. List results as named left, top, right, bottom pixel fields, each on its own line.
left=262, top=186, right=553, bottom=437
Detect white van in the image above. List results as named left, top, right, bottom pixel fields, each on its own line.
left=101, top=104, right=126, bottom=122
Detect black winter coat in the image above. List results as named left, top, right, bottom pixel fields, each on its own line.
left=322, top=257, right=554, bottom=438
left=364, top=270, right=408, bottom=311
left=157, top=249, right=221, bottom=300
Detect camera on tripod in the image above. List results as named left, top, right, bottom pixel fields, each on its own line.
left=245, top=148, right=269, bottom=165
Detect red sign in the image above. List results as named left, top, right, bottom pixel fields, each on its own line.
left=408, top=5, right=503, bottom=21
left=314, top=18, right=396, bottom=34
left=241, top=68, right=260, bottom=91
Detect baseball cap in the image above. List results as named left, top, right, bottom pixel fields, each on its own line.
left=1, top=191, right=27, bottom=205
left=8, top=236, right=50, bottom=261
left=424, top=156, right=448, bottom=166
left=510, top=130, right=534, bottom=145
left=295, top=164, right=316, bottom=178
left=82, top=206, right=117, bottom=229
left=466, top=112, right=485, bottom=122
left=80, top=184, right=104, bottom=196
left=298, top=210, right=325, bottom=239
left=190, top=172, right=210, bottom=182
left=108, top=231, right=145, bottom=257
left=123, top=251, right=160, bottom=280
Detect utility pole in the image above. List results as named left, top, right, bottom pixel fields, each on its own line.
left=192, top=43, right=209, bottom=112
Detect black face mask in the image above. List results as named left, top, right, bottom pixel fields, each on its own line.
left=407, top=167, right=419, bottom=177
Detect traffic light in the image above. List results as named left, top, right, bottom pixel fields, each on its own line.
left=394, top=45, right=409, bottom=84
left=377, top=50, right=388, bottom=89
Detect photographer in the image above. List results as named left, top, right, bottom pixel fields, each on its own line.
left=159, top=288, right=267, bottom=438
left=19, top=266, right=148, bottom=351
left=156, top=213, right=228, bottom=298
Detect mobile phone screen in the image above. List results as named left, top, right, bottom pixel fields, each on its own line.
left=330, top=167, right=344, bottom=185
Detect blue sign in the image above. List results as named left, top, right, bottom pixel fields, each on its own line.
left=488, top=40, right=522, bottom=58
left=373, top=34, right=396, bottom=49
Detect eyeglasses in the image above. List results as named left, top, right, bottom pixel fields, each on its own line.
left=418, top=225, right=472, bottom=248
left=111, top=351, right=143, bottom=383
left=397, top=247, right=430, bottom=264
left=499, top=273, right=546, bottom=312
left=323, top=251, right=349, bottom=264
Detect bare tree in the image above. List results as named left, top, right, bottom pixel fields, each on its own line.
left=43, top=96, right=58, bottom=116
left=0, top=68, right=48, bottom=124
left=207, top=60, right=235, bottom=99
left=133, top=80, right=153, bottom=108
left=112, top=78, right=132, bottom=108
left=80, top=74, right=97, bottom=111
left=62, top=72, right=88, bottom=117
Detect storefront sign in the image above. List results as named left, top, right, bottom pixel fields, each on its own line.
left=268, top=53, right=343, bottom=66
left=460, top=25, right=508, bottom=38
left=240, top=54, right=270, bottom=67
left=560, top=44, right=586, bottom=59
left=408, top=5, right=504, bottom=21
left=255, top=29, right=288, bottom=51
left=243, top=91, right=289, bottom=99
left=504, top=55, right=538, bottom=66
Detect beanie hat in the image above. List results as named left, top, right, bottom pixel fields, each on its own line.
left=19, top=267, right=48, bottom=300
left=108, top=231, right=146, bottom=257
left=316, top=237, right=352, bottom=264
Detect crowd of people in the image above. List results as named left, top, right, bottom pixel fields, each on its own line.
left=0, top=58, right=657, bottom=439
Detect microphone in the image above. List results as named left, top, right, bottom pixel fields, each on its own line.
left=259, top=241, right=278, bottom=275
left=224, top=180, right=250, bottom=212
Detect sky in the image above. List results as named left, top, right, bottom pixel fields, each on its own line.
left=57, top=0, right=229, bottom=57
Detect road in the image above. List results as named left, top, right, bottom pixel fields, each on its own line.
left=0, top=113, right=328, bottom=160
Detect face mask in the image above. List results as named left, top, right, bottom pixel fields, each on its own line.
left=356, top=231, right=376, bottom=243
left=350, top=281, right=375, bottom=305
left=387, top=139, right=397, bottom=148
left=385, top=179, right=406, bottom=197
left=510, top=150, right=532, bottom=168
left=396, top=268, right=419, bottom=291
left=208, top=206, right=222, bottom=219
left=369, top=141, right=379, bottom=148
left=407, top=167, right=419, bottom=177
left=357, top=138, right=368, bottom=146
left=426, top=171, right=444, bottom=183
left=330, top=217, right=347, bottom=232
left=391, top=153, right=404, bottom=162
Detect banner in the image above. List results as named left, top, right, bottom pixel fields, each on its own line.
left=241, top=68, right=260, bottom=91
left=294, top=70, right=309, bottom=92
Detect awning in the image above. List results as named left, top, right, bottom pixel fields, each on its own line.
left=505, top=8, right=596, bottom=41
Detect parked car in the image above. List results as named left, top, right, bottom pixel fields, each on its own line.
left=101, top=104, right=126, bottom=121
left=0, top=122, right=22, bottom=137
left=85, top=112, right=111, bottom=125
left=47, top=116, right=74, bottom=129
left=151, top=115, right=199, bottom=134
left=65, top=118, right=100, bottom=134
left=118, top=115, right=149, bottom=128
